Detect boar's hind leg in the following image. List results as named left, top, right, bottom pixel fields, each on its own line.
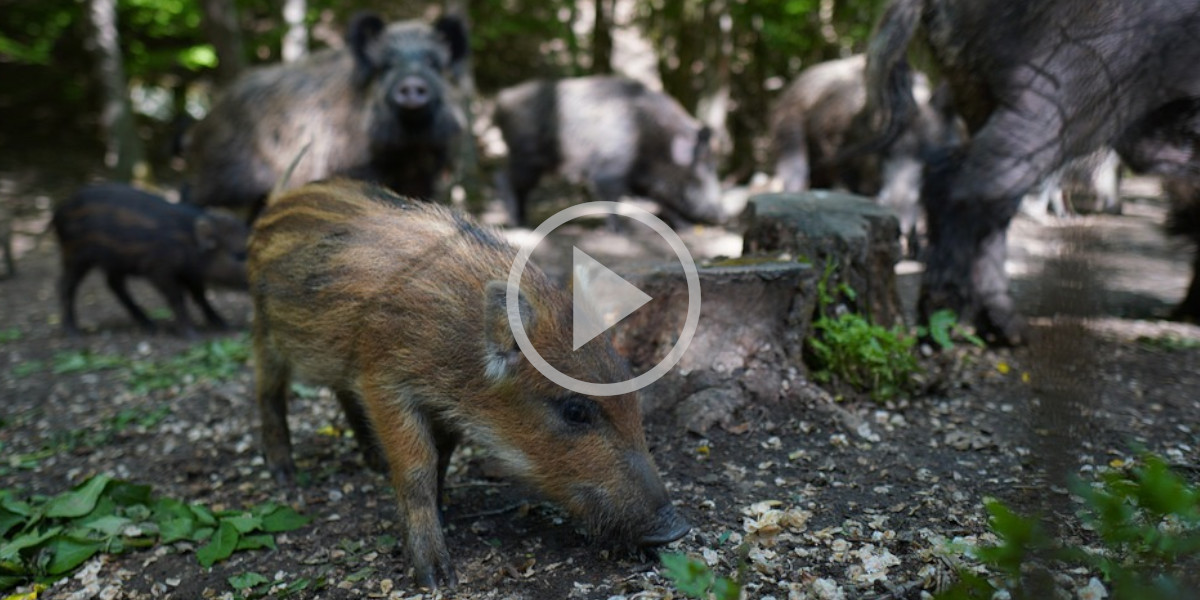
left=106, top=272, right=157, bottom=333
left=361, top=387, right=456, bottom=590
left=919, top=108, right=1063, bottom=345
left=335, top=390, right=388, bottom=473
left=59, top=261, right=91, bottom=336
left=254, top=339, right=295, bottom=484
left=186, top=281, right=228, bottom=331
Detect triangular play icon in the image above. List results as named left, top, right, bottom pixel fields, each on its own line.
left=572, top=247, right=652, bottom=350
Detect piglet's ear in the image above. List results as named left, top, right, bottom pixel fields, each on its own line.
left=434, top=14, right=470, bottom=67
left=483, top=280, right=534, bottom=381
left=346, top=12, right=386, bottom=88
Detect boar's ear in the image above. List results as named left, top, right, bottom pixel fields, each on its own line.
left=346, top=12, right=386, bottom=88
left=483, top=280, right=534, bottom=381
left=193, top=215, right=219, bottom=251
left=434, top=15, right=470, bottom=67
left=671, top=126, right=712, bottom=167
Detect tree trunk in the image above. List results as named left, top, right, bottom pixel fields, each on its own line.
left=281, top=0, right=308, bottom=63
left=591, top=0, right=613, bottom=74
left=695, top=0, right=732, bottom=157
left=198, top=0, right=246, bottom=85
left=443, top=1, right=483, bottom=213
left=84, top=0, right=145, bottom=182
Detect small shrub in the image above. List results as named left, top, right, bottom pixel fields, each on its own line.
left=936, top=453, right=1200, bottom=599
left=807, top=262, right=920, bottom=401
left=661, top=552, right=742, bottom=600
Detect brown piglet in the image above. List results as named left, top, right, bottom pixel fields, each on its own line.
left=247, top=179, right=689, bottom=590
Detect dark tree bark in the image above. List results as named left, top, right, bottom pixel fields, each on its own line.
left=84, top=0, right=145, bottom=181
left=198, top=0, right=246, bottom=85
left=591, top=0, right=613, bottom=73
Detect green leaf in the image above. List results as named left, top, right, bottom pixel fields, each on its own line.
left=0, top=508, right=23, bottom=538
left=46, top=537, right=102, bottom=575
left=196, top=521, right=240, bottom=568
left=189, top=504, right=217, bottom=527
left=660, top=553, right=715, bottom=598
left=0, top=526, right=63, bottom=562
left=228, top=571, right=269, bottom=590
left=260, top=506, right=310, bottom=533
left=159, top=517, right=196, bottom=544
left=82, top=515, right=131, bottom=537
left=45, top=475, right=112, bottom=518
left=222, top=514, right=263, bottom=534
left=234, top=534, right=276, bottom=552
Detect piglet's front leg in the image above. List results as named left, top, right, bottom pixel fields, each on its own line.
left=364, top=386, right=457, bottom=590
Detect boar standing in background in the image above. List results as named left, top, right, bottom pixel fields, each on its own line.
left=495, top=76, right=723, bottom=227
left=53, top=183, right=249, bottom=337
left=861, top=0, right=1200, bottom=343
left=770, top=54, right=961, bottom=256
left=249, top=179, right=690, bottom=590
left=184, top=12, right=468, bottom=221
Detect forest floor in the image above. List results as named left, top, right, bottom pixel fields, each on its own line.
left=2, top=169, right=1200, bottom=600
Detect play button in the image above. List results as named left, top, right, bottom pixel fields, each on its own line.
left=506, top=201, right=701, bottom=396
left=572, top=247, right=652, bottom=350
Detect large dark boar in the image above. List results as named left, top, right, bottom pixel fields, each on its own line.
left=495, top=76, right=723, bottom=227
left=248, top=179, right=689, bottom=589
left=861, top=0, right=1200, bottom=343
left=53, top=183, right=249, bottom=336
left=770, top=54, right=960, bottom=254
left=184, top=13, right=468, bottom=220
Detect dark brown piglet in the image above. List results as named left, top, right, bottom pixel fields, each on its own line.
left=52, top=183, right=248, bottom=336
left=248, top=179, right=689, bottom=590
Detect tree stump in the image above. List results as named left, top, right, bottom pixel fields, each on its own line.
left=743, top=191, right=904, bottom=327
left=610, top=260, right=816, bottom=433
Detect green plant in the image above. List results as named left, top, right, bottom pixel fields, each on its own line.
left=0, top=475, right=310, bottom=592
left=1136, top=334, right=1200, bottom=351
left=807, top=262, right=920, bottom=401
left=917, top=309, right=985, bottom=351
left=661, top=553, right=742, bottom=600
left=936, top=453, right=1200, bottom=600
left=229, top=571, right=327, bottom=600
left=0, top=329, right=21, bottom=344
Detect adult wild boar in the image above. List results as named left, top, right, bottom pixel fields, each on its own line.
left=249, top=179, right=689, bottom=589
left=184, top=12, right=468, bottom=221
left=770, top=54, right=960, bottom=254
left=495, top=76, right=723, bottom=227
left=861, top=0, right=1200, bottom=343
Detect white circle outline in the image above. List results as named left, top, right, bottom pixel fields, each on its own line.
left=506, top=202, right=701, bottom=396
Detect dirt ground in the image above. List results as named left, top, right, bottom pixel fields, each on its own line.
left=2, top=171, right=1199, bottom=600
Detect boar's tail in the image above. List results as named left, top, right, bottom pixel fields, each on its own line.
left=267, top=140, right=313, bottom=207
left=833, top=0, right=923, bottom=165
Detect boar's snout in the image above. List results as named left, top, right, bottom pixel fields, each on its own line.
left=623, top=450, right=690, bottom=545
left=392, top=75, right=431, bottom=110
left=640, top=503, right=691, bottom=546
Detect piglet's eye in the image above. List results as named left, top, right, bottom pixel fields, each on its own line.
left=559, top=396, right=597, bottom=428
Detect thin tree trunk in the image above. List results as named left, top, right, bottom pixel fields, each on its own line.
left=591, top=0, right=613, bottom=74
left=198, top=0, right=245, bottom=85
left=444, top=1, right=483, bottom=213
left=281, top=0, right=308, bottom=63
left=695, top=0, right=732, bottom=156
left=84, top=0, right=145, bottom=182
